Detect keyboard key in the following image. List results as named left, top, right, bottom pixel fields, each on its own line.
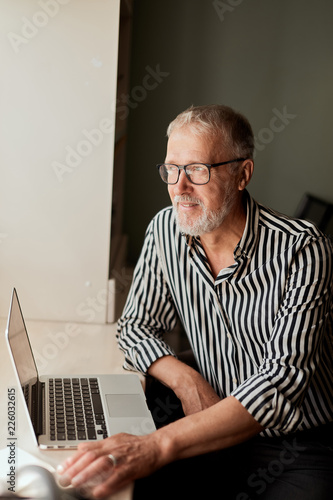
left=87, top=428, right=96, bottom=439
left=91, top=393, right=103, bottom=414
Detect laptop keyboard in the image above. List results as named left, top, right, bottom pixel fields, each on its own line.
left=48, top=377, right=108, bottom=442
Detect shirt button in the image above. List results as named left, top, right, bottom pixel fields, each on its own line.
left=227, top=333, right=232, bottom=339
left=233, top=377, right=238, bottom=385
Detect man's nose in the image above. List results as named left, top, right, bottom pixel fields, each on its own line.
left=174, top=169, right=192, bottom=193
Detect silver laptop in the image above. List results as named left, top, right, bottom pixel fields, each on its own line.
left=5, top=288, right=155, bottom=449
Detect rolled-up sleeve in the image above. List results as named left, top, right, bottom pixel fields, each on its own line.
left=232, top=235, right=333, bottom=433
left=117, top=221, right=178, bottom=373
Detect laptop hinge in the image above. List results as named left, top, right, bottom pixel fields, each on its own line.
left=31, top=380, right=45, bottom=437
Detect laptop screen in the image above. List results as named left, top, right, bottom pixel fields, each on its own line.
left=6, top=288, right=38, bottom=389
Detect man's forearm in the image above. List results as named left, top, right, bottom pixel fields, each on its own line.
left=153, top=395, right=264, bottom=465
left=147, top=355, right=221, bottom=415
left=147, top=355, right=196, bottom=391
left=58, top=356, right=264, bottom=495
left=148, top=355, right=263, bottom=462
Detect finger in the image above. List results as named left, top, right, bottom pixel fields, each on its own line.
left=76, top=436, right=121, bottom=456
left=58, top=449, right=100, bottom=487
left=57, top=438, right=111, bottom=478
left=91, top=469, right=128, bottom=500
left=77, top=440, right=104, bottom=452
left=57, top=448, right=86, bottom=476
left=71, top=455, right=117, bottom=498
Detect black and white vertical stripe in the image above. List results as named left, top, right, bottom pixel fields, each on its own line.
left=117, top=192, right=333, bottom=437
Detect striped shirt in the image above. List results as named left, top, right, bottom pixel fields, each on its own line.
left=117, top=191, right=333, bottom=437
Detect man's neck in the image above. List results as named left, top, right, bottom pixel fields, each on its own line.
left=199, top=199, right=247, bottom=279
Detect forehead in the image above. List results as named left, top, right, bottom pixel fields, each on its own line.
left=165, top=126, right=224, bottom=163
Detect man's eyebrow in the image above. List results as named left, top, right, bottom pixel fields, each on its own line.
left=163, top=159, right=208, bottom=164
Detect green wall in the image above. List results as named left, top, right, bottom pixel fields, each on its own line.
left=122, top=0, right=333, bottom=263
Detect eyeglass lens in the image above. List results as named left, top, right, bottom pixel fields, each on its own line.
left=160, top=164, right=209, bottom=184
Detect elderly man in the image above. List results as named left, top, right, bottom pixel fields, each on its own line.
left=58, top=105, right=333, bottom=499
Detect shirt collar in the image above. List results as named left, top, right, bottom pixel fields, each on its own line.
left=184, top=190, right=259, bottom=261
left=234, top=190, right=259, bottom=261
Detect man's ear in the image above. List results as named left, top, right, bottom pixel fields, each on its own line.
left=238, top=160, right=254, bottom=191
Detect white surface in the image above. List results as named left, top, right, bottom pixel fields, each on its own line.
left=0, top=317, right=134, bottom=499
left=0, top=0, right=120, bottom=323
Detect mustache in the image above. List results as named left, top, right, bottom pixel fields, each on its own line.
left=173, top=195, right=204, bottom=207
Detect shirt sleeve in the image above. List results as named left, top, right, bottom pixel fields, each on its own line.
left=116, top=220, right=178, bottom=373
left=232, top=234, right=333, bottom=433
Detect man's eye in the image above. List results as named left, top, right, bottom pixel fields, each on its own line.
left=166, top=165, right=177, bottom=173
left=188, top=165, right=205, bottom=173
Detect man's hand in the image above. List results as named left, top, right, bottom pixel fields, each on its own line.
left=57, top=432, right=164, bottom=499
left=56, top=357, right=220, bottom=497
left=57, top=358, right=261, bottom=499
left=148, top=356, right=221, bottom=415
left=57, top=395, right=263, bottom=498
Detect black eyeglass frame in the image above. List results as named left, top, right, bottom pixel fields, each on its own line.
left=156, top=158, right=247, bottom=185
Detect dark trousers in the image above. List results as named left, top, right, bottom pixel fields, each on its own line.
left=134, top=376, right=333, bottom=500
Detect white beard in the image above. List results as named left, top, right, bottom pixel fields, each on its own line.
left=172, top=188, right=236, bottom=236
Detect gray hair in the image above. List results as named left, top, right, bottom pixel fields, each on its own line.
left=167, top=104, right=254, bottom=160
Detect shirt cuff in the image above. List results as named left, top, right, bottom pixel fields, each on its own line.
left=122, top=338, right=177, bottom=374
left=231, top=374, right=303, bottom=433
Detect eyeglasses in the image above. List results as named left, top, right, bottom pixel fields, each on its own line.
left=156, top=158, right=246, bottom=185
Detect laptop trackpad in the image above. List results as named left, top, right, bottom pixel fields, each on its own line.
left=105, top=394, right=148, bottom=417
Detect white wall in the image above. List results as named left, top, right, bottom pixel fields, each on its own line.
left=0, top=0, right=120, bottom=322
